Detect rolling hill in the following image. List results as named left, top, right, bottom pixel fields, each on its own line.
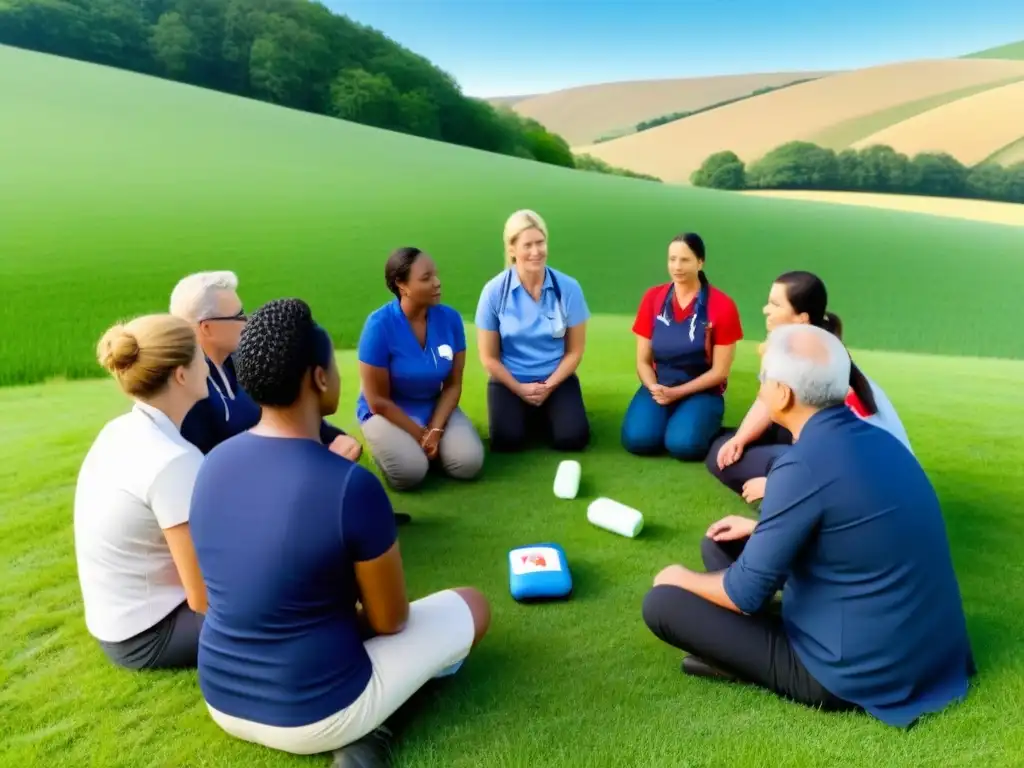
left=849, top=78, right=1024, bottom=166
left=3, top=43, right=1024, bottom=387
left=506, top=71, right=833, bottom=145
left=574, top=58, right=1024, bottom=183
left=964, top=40, right=1024, bottom=60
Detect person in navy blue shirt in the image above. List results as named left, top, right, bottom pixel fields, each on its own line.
left=641, top=324, right=975, bottom=728
left=189, top=298, right=491, bottom=766
left=169, top=270, right=362, bottom=461
left=475, top=209, right=591, bottom=452
left=356, top=248, right=484, bottom=491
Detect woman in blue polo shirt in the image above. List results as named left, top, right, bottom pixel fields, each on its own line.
left=357, top=247, right=485, bottom=491
left=475, top=209, right=591, bottom=453
left=621, top=232, right=744, bottom=461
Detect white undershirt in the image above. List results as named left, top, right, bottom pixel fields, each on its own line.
left=860, top=375, right=914, bottom=455
left=73, top=401, right=204, bottom=642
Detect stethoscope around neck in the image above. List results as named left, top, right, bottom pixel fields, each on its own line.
left=657, top=284, right=708, bottom=342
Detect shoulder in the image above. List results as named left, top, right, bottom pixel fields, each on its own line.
left=708, top=286, right=739, bottom=313
left=438, top=304, right=465, bottom=326
left=549, top=267, right=583, bottom=293
left=479, top=270, right=511, bottom=297
left=363, top=301, right=394, bottom=327
left=640, top=282, right=671, bottom=306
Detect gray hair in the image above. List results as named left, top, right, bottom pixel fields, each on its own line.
left=169, top=271, right=239, bottom=323
left=761, top=324, right=850, bottom=408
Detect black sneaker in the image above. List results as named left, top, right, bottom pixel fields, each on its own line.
left=393, top=511, right=412, bottom=526
left=681, top=655, right=738, bottom=682
left=332, top=725, right=395, bottom=768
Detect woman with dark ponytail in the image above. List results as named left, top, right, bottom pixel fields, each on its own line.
left=621, top=232, right=745, bottom=461
left=706, top=270, right=912, bottom=504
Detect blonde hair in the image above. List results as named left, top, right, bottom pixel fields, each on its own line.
left=96, top=314, right=198, bottom=399
left=503, top=209, right=548, bottom=268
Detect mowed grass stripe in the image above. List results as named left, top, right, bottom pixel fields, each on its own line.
left=3, top=46, right=1024, bottom=388
left=985, top=135, right=1024, bottom=166
left=2, top=321, right=1024, bottom=767
left=809, top=75, right=1024, bottom=150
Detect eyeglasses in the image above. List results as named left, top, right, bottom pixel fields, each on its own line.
left=201, top=309, right=247, bottom=323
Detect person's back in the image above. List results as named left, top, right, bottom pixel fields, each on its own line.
left=781, top=405, right=973, bottom=726
left=191, top=433, right=391, bottom=726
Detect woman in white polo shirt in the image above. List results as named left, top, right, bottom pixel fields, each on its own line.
left=74, top=313, right=211, bottom=670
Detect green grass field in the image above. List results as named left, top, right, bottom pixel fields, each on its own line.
left=3, top=44, right=1024, bottom=388
left=4, top=326, right=1024, bottom=767
left=964, top=40, right=1024, bottom=60
left=4, top=42, right=1024, bottom=768
left=809, top=76, right=1024, bottom=150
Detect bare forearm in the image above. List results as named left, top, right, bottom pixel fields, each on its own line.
left=482, top=356, right=521, bottom=393
left=371, top=399, right=425, bottom=440
left=545, top=352, right=582, bottom=389
left=734, top=400, right=773, bottom=445
left=655, top=566, right=741, bottom=613
left=673, top=368, right=728, bottom=399
left=428, top=384, right=462, bottom=431
left=637, top=360, right=658, bottom=389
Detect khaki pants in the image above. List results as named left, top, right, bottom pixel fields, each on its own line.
left=360, top=408, right=484, bottom=490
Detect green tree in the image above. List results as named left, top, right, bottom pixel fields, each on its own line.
left=328, top=68, right=402, bottom=131
left=854, top=145, right=916, bottom=193
left=909, top=152, right=967, bottom=198
left=747, top=141, right=839, bottom=190
left=691, top=150, right=746, bottom=189
left=965, top=163, right=1009, bottom=200
left=1004, top=162, right=1024, bottom=204
left=150, top=11, right=199, bottom=78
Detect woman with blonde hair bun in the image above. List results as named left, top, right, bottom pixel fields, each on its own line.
left=474, top=209, right=591, bottom=452
left=74, top=313, right=211, bottom=670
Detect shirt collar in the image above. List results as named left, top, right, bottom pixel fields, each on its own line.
left=509, top=267, right=553, bottom=294
left=133, top=400, right=180, bottom=438
left=798, top=403, right=854, bottom=441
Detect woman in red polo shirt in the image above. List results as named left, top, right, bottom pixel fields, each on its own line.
left=621, top=232, right=744, bottom=461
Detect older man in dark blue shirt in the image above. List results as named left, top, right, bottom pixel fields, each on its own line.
left=642, top=324, right=975, bottom=728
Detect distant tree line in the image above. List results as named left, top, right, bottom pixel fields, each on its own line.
left=0, top=0, right=657, bottom=182
left=593, top=78, right=817, bottom=143
left=691, top=141, right=1024, bottom=204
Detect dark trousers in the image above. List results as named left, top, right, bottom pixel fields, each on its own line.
left=705, top=424, right=793, bottom=495
left=641, top=536, right=858, bottom=713
left=97, top=600, right=204, bottom=670
left=486, top=375, right=589, bottom=452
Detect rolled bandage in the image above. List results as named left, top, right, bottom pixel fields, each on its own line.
left=553, top=459, right=581, bottom=499
left=587, top=497, right=644, bottom=538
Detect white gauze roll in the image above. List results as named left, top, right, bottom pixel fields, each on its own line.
left=587, top=497, right=644, bottom=538
left=553, top=459, right=581, bottom=499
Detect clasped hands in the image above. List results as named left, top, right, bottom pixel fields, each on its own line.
left=646, top=382, right=685, bottom=406
left=419, top=425, right=443, bottom=459
left=516, top=380, right=553, bottom=406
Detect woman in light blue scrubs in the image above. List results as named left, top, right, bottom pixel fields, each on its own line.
left=356, top=247, right=485, bottom=491
left=475, top=209, right=591, bottom=453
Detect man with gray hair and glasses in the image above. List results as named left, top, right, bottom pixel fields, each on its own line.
left=642, top=323, right=975, bottom=728
left=170, top=271, right=363, bottom=463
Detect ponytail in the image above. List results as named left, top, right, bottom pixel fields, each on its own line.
left=822, top=311, right=844, bottom=340
left=849, top=361, right=878, bottom=416
left=698, top=270, right=709, bottom=289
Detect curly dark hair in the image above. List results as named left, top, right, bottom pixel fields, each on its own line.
left=235, top=297, right=322, bottom=407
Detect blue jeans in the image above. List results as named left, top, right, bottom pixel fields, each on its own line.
left=621, top=385, right=725, bottom=461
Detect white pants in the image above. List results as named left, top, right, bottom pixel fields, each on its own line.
left=206, top=589, right=476, bottom=755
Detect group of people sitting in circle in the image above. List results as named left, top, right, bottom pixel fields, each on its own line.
left=73, top=208, right=976, bottom=767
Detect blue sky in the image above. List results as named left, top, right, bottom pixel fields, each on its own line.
left=324, top=0, right=1023, bottom=96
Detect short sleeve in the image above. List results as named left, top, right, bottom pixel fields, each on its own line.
left=711, top=292, right=744, bottom=346
left=631, top=287, right=661, bottom=339
left=474, top=279, right=500, bottom=332
left=149, top=449, right=204, bottom=529
left=561, top=276, right=590, bottom=328
left=722, top=457, right=822, bottom=613
left=340, top=465, right=398, bottom=563
left=448, top=308, right=467, bottom=353
left=357, top=312, right=389, bottom=368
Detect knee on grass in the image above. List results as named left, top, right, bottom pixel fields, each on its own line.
left=664, top=431, right=713, bottom=462
left=441, top=437, right=485, bottom=481
left=378, top=453, right=429, bottom=491
left=550, top=423, right=589, bottom=452
left=452, top=587, right=491, bottom=647
left=621, top=421, right=663, bottom=456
